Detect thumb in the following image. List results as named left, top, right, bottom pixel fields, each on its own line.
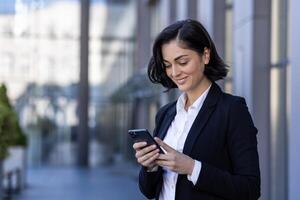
left=154, top=137, right=175, bottom=153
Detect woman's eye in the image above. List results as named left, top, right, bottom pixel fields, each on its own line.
left=178, top=62, right=187, bottom=66
left=164, top=64, right=171, bottom=68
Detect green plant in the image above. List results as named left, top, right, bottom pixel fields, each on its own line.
left=0, top=102, right=14, bottom=159
left=0, top=84, right=27, bottom=159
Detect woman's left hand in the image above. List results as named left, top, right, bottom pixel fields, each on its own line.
left=154, top=137, right=195, bottom=175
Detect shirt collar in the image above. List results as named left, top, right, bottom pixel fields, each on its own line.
left=176, top=84, right=212, bottom=113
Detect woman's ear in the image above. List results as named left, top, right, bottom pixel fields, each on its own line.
left=203, top=47, right=210, bottom=64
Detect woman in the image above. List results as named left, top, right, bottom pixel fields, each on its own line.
left=133, top=19, right=260, bottom=200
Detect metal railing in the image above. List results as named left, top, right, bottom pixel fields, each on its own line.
left=2, top=168, right=22, bottom=200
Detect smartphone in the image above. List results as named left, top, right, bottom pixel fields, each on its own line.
left=128, top=129, right=164, bottom=154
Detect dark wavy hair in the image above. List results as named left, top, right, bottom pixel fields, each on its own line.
left=147, top=19, right=228, bottom=89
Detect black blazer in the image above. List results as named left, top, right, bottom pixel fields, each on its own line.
left=139, top=82, right=260, bottom=200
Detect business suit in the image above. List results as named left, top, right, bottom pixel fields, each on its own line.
left=139, top=82, right=261, bottom=200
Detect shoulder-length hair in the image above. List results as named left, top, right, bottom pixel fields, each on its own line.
left=147, top=19, right=228, bottom=89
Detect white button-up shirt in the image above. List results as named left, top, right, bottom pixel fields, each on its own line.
left=159, top=85, right=211, bottom=200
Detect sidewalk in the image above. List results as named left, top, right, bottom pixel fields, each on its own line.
left=16, top=162, right=146, bottom=200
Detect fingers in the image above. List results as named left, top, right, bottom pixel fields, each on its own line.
left=135, top=144, right=157, bottom=158
left=155, top=159, right=175, bottom=168
left=133, top=141, right=161, bottom=168
left=133, top=142, right=147, bottom=150
left=132, top=138, right=177, bottom=169
left=154, top=137, right=174, bottom=152
left=156, top=152, right=195, bottom=175
left=140, top=150, right=160, bottom=167
left=155, top=155, right=179, bottom=172
left=137, top=148, right=159, bottom=163
left=157, top=153, right=172, bottom=161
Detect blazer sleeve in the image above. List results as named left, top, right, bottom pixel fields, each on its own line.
left=138, top=104, right=169, bottom=199
left=194, top=97, right=261, bottom=200
left=139, top=166, right=162, bottom=199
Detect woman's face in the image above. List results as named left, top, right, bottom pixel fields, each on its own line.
left=162, top=40, right=210, bottom=95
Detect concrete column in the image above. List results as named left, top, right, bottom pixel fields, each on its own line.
left=134, top=1, right=152, bottom=131
left=159, top=0, right=181, bottom=102
left=213, top=0, right=226, bottom=89
left=233, top=0, right=271, bottom=199
left=160, top=0, right=171, bottom=27
left=287, top=0, right=300, bottom=199
left=136, top=0, right=151, bottom=69
left=176, top=0, right=188, bottom=20
left=198, top=0, right=213, bottom=34
left=270, top=0, right=288, bottom=199
left=169, top=0, right=177, bottom=23
left=212, top=0, right=226, bottom=60
left=77, top=0, right=90, bottom=167
left=187, top=0, right=198, bottom=19
left=160, top=0, right=177, bottom=25
left=197, top=0, right=226, bottom=88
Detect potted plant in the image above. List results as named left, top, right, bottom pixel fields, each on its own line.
left=0, top=84, right=27, bottom=192
left=0, top=95, right=15, bottom=199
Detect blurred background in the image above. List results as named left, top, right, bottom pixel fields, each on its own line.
left=0, top=0, right=299, bottom=200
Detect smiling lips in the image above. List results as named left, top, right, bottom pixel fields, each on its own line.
left=175, top=77, right=188, bottom=85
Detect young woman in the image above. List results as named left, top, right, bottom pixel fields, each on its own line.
left=133, top=19, right=260, bottom=200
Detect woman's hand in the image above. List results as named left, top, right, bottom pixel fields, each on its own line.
left=154, top=137, right=195, bottom=175
left=133, top=141, right=160, bottom=170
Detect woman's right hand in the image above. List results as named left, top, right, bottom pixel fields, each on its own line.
left=133, top=142, right=160, bottom=170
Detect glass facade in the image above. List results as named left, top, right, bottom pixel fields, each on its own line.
left=0, top=0, right=137, bottom=166
left=0, top=0, right=81, bottom=166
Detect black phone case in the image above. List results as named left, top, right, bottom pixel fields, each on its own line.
left=128, top=129, right=164, bottom=154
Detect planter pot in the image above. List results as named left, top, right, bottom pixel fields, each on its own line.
left=3, top=146, right=27, bottom=190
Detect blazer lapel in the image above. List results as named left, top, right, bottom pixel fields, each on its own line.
left=182, top=82, right=222, bottom=155
left=157, top=105, right=176, bottom=140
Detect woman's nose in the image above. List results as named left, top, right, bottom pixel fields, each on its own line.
left=171, top=65, right=180, bottom=77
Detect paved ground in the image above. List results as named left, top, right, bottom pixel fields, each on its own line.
left=15, top=162, right=146, bottom=200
